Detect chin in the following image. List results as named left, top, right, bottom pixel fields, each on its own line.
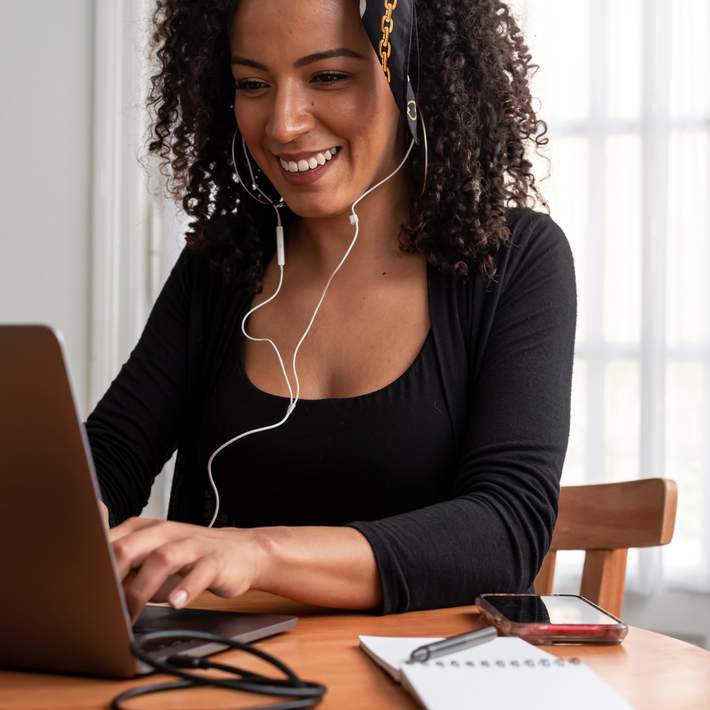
left=283, top=198, right=350, bottom=221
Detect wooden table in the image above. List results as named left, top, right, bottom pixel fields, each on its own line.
left=1, top=591, right=709, bottom=708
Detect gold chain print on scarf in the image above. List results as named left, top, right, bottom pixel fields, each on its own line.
left=378, top=0, right=398, bottom=83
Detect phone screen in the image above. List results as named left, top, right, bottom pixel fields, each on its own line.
left=484, top=595, right=620, bottom=625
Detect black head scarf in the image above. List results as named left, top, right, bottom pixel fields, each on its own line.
left=359, top=0, right=420, bottom=143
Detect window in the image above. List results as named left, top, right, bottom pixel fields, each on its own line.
left=511, top=0, right=710, bottom=592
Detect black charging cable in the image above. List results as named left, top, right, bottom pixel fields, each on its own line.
left=110, top=630, right=327, bottom=709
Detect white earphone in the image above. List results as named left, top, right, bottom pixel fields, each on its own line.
left=205, top=130, right=416, bottom=527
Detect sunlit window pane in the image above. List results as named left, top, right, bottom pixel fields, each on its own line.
left=607, top=0, right=642, bottom=121
left=604, top=135, right=642, bottom=345
left=667, top=131, right=710, bottom=348
left=669, top=0, right=710, bottom=119
left=523, top=0, right=591, bottom=122
left=665, top=363, right=707, bottom=572
left=603, top=361, right=641, bottom=482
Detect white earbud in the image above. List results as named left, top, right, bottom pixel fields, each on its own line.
left=207, top=137, right=416, bottom=527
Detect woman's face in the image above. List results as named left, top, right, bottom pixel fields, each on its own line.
left=228, top=0, right=406, bottom=219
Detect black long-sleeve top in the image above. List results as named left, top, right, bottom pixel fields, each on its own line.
left=85, top=206, right=577, bottom=615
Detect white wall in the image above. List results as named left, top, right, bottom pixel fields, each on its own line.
left=0, top=0, right=93, bottom=415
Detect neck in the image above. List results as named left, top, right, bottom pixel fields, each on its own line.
left=284, top=169, right=412, bottom=282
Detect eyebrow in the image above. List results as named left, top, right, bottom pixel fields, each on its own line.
left=230, top=48, right=367, bottom=70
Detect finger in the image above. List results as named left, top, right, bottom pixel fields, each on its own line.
left=166, top=555, right=221, bottom=610
left=98, top=501, right=110, bottom=531
left=111, top=521, right=190, bottom=580
left=149, top=571, right=194, bottom=604
left=109, top=516, right=162, bottom=544
left=123, top=538, right=202, bottom=623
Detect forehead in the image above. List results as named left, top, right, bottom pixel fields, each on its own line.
left=229, top=0, right=370, bottom=57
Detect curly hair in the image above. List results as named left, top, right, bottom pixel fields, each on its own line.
left=146, top=0, right=548, bottom=294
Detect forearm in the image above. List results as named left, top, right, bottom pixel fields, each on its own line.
left=249, top=525, right=382, bottom=611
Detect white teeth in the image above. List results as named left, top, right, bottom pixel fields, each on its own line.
left=279, top=147, right=340, bottom=173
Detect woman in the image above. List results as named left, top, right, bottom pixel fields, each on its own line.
left=88, top=0, right=577, bottom=623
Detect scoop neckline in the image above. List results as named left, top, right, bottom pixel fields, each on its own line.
left=236, top=262, right=434, bottom=404
left=237, top=327, right=432, bottom=403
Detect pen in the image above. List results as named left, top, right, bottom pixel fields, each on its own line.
left=408, top=625, right=498, bottom=663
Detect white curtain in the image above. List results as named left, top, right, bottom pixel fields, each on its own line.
left=89, top=0, right=184, bottom=519
left=510, top=0, right=710, bottom=594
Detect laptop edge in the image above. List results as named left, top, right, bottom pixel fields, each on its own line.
left=0, top=324, right=297, bottom=678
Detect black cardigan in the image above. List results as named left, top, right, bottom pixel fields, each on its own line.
left=85, top=206, right=577, bottom=615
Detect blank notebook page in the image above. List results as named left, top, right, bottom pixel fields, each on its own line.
left=358, top=635, right=634, bottom=710
left=400, top=659, right=634, bottom=710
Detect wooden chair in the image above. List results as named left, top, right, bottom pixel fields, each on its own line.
left=533, top=478, right=677, bottom=617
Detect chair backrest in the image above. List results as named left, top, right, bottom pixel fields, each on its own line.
left=533, top=478, right=677, bottom=617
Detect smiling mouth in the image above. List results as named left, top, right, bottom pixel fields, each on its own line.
left=278, top=146, right=341, bottom=174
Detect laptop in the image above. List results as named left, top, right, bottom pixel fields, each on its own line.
left=0, top=324, right=298, bottom=678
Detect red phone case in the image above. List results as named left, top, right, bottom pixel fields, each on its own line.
left=475, top=593, right=628, bottom=645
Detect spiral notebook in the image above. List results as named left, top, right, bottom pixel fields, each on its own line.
left=358, top=634, right=634, bottom=710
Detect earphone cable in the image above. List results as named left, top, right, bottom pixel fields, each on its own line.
left=208, top=133, right=416, bottom=527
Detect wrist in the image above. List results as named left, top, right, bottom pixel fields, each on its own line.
left=246, top=526, right=286, bottom=593
left=228, top=525, right=281, bottom=593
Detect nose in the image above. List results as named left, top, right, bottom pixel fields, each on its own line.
left=266, top=79, right=316, bottom=146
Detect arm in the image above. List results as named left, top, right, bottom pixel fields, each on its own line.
left=109, top=517, right=381, bottom=620
left=85, top=248, right=193, bottom=527
left=251, top=525, right=382, bottom=609
left=340, top=212, right=577, bottom=614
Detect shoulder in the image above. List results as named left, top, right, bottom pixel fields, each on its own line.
left=174, top=244, right=210, bottom=286
left=503, top=206, right=573, bottom=262
left=170, top=244, right=244, bottom=303
left=494, top=206, right=576, bottom=299
left=430, top=207, right=576, bottom=313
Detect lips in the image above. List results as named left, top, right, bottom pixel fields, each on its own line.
left=278, top=146, right=341, bottom=174
left=274, top=146, right=341, bottom=186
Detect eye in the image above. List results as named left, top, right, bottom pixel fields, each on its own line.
left=234, top=79, right=268, bottom=93
left=311, top=72, right=349, bottom=85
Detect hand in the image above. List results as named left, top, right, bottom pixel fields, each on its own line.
left=108, top=517, right=267, bottom=623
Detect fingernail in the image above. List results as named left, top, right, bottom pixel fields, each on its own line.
left=170, top=589, right=188, bottom=609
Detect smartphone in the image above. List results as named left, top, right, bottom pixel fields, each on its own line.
left=475, top=593, right=628, bottom=645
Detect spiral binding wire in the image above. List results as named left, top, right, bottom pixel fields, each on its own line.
left=405, top=657, right=582, bottom=668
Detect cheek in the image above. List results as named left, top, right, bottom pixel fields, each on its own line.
left=330, top=87, right=377, bottom=126
left=326, top=88, right=390, bottom=163
left=234, top=103, right=262, bottom=144
left=234, top=103, right=274, bottom=173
